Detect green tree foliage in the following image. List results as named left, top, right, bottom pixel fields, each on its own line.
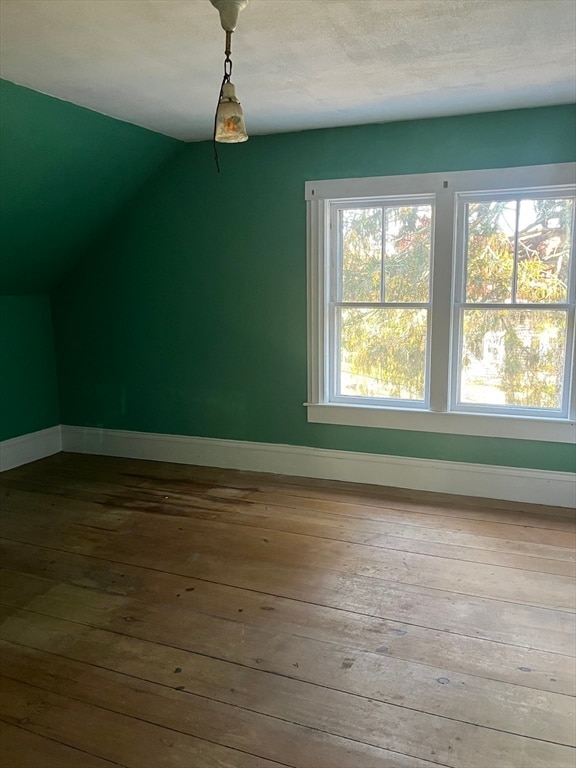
left=463, top=198, right=571, bottom=408
left=340, top=205, right=431, bottom=400
left=339, top=198, right=573, bottom=408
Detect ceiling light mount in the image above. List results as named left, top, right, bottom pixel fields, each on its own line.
left=210, top=0, right=248, bottom=32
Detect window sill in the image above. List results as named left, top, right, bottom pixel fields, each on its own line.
left=306, top=403, right=576, bottom=443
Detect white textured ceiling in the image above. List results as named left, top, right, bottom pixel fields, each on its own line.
left=1, top=0, right=575, bottom=142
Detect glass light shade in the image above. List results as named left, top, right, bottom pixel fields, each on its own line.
left=215, top=82, right=248, bottom=143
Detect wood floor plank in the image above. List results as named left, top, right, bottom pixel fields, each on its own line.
left=112, top=500, right=576, bottom=570
left=4, top=483, right=575, bottom=573
left=0, top=721, right=122, bottom=768
left=113, top=455, right=576, bottom=519
left=1, top=610, right=574, bottom=768
left=238, top=488, right=576, bottom=531
left=1, top=574, right=574, bottom=746
left=31, top=466, right=576, bottom=558
left=1, top=541, right=573, bottom=695
left=8, top=476, right=575, bottom=569
left=19, top=451, right=576, bottom=521
left=4, top=474, right=575, bottom=547
left=0, top=641, right=444, bottom=768
left=0, top=676, right=283, bottom=768
left=1, top=492, right=574, bottom=609
left=1, top=454, right=574, bottom=768
left=131, top=488, right=576, bottom=566
left=2, top=520, right=574, bottom=655
left=232, top=476, right=576, bottom=520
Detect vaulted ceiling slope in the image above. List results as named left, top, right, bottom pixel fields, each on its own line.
left=0, top=79, right=181, bottom=294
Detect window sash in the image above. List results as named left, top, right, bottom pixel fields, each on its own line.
left=330, top=305, right=431, bottom=407
left=451, top=187, right=576, bottom=419
left=329, top=198, right=434, bottom=408
left=450, top=305, right=574, bottom=418
left=454, top=188, right=576, bottom=306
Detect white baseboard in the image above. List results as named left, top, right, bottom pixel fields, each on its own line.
left=0, top=426, right=62, bottom=472
left=61, top=425, right=576, bottom=508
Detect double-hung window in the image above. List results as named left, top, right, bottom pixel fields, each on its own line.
left=306, top=164, right=576, bottom=443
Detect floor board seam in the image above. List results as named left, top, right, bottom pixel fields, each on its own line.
left=3, top=603, right=575, bottom=748
left=0, top=640, right=452, bottom=768
left=2, top=536, right=574, bottom=656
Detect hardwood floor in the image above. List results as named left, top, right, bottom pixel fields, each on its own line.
left=0, top=453, right=574, bottom=768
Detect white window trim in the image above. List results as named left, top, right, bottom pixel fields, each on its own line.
left=305, top=163, right=576, bottom=444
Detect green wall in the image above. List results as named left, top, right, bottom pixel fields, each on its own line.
left=53, top=104, right=576, bottom=472
left=0, top=295, right=59, bottom=441
left=0, top=80, right=182, bottom=441
left=0, top=79, right=180, bottom=294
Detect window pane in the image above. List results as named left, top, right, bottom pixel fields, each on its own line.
left=459, top=309, right=567, bottom=409
left=516, top=198, right=573, bottom=303
left=339, top=307, right=427, bottom=400
left=384, top=205, right=432, bottom=303
left=465, top=201, right=516, bottom=303
left=341, top=208, right=382, bottom=302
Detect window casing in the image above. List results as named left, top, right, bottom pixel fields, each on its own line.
left=306, top=164, right=576, bottom=443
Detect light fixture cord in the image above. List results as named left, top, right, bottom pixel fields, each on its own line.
left=213, top=31, right=234, bottom=173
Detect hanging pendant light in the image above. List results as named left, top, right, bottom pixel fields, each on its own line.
left=210, top=1, right=249, bottom=146
left=215, top=82, right=248, bottom=143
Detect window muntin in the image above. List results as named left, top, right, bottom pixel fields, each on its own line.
left=330, top=199, right=433, bottom=406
